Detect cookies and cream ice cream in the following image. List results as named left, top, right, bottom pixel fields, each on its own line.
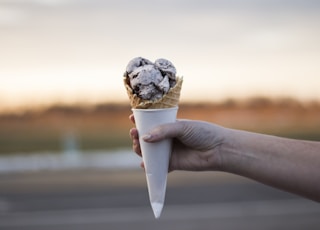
left=124, top=57, right=183, bottom=109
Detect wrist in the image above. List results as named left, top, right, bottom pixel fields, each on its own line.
left=217, top=128, right=244, bottom=173
left=205, top=125, right=234, bottom=172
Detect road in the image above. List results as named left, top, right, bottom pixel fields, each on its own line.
left=0, top=170, right=319, bottom=230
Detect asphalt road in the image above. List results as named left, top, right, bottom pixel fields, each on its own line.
left=0, top=170, right=319, bottom=230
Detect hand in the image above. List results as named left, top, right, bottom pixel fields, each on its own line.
left=130, top=115, right=320, bottom=202
left=129, top=114, right=226, bottom=172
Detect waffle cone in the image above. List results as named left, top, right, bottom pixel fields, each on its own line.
left=124, top=76, right=183, bottom=109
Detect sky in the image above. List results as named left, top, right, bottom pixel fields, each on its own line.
left=0, top=0, right=320, bottom=112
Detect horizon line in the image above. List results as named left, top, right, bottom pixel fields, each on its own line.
left=1, top=95, right=320, bottom=115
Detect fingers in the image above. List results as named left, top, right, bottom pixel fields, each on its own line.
left=130, top=115, right=183, bottom=143
left=130, top=114, right=180, bottom=171
left=129, top=114, right=141, bottom=156
left=129, top=114, right=135, bottom=124
left=129, top=128, right=142, bottom=157
left=142, top=120, right=183, bottom=142
left=129, top=114, right=145, bottom=170
left=140, top=161, right=145, bottom=170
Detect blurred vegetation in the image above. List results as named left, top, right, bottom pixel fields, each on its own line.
left=0, top=97, right=320, bottom=154
left=0, top=103, right=132, bottom=154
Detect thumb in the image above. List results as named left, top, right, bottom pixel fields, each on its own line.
left=142, top=120, right=183, bottom=142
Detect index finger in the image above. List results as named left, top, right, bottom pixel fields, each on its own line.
left=129, top=114, right=135, bottom=124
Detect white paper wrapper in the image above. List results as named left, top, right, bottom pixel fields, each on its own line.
left=132, top=106, right=178, bottom=218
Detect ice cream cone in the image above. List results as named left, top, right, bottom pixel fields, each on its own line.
left=132, top=106, right=178, bottom=218
left=124, top=76, right=183, bottom=109
left=124, top=57, right=183, bottom=218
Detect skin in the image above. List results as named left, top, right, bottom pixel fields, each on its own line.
left=129, top=115, right=320, bottom=202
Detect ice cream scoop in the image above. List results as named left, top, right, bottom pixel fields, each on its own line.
left=155, top=58, right=176, bottom=82
left=126, top=57, right=153, bottom=78
left=125, top=57, right=176, bottom=101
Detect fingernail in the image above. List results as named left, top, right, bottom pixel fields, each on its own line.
left=142, top=134, right=152, bottom=141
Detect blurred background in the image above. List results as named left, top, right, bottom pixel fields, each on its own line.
left=0, top=0, right=320, bottom=229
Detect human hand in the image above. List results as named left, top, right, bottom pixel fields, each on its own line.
left=129, top=114, right=226, bottom=172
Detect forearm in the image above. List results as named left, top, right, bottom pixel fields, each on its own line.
left=220, top=129, right=320, bottom=202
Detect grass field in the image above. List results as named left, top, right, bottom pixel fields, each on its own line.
left=1, top=98, right=320, bottom=154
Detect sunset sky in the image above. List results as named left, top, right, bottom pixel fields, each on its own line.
left=0, top=0, right=320, bottom=112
